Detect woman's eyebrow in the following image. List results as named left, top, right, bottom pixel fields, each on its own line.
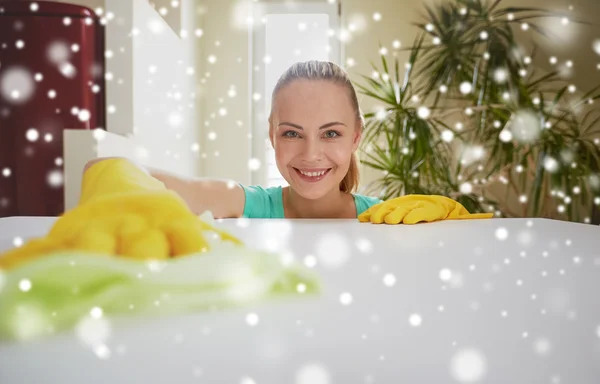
left=278, top=121, right=347, bottom=130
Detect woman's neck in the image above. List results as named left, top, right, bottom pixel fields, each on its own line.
left=282, top=186, right=356, bottom=218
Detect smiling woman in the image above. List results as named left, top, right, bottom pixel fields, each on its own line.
left=258, top=60, right=380, bottom=218
left=83, top=61, right=383, bottom=220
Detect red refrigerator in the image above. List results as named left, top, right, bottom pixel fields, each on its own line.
left=0, top=0, right=106, bottom=217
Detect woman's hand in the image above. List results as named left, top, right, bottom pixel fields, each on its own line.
left=0, top=159, right=242, bottom=270
left=358, top=194, right=494, bottom=224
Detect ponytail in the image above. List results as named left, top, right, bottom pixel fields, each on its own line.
left=340, top=153, right=359, bottom=193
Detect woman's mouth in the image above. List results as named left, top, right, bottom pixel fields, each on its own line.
left=293, top=168, right=332, bottom=183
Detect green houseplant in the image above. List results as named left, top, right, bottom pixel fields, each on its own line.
left=357, top=0, right=600, bottom=223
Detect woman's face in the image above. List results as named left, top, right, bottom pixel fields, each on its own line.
left=269, top=79, right=361, bottom=200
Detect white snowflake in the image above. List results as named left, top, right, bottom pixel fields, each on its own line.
left=509, top=110, right=541, bottom=143
left=78, top=109, right=91, bottom=122
left=450, top=348, right=487, bottom=383
left=441, top=130, right=454, bottom=142
left=439, top=268, right=452, bottom=282
left=383, top=273, right=396, bottom=287
left=408, top=313, right=422, bottom=327
left=315, top=233, right=350, bottom=269
left=459, top=82, right=472, bottom=94
left=47, top=170, right=64, bottom=188
left=295, top=363, right=331, bottom=384
left=340, top=292, right=353, bottom=305
left=245, top=312, right=259, bottom=326
left=417, top=106, right=430, bottom=119
left=76, top=314, right=111, bottom=347
left=355, top=238, right=373, bottom=253
left=533, top=337, right=551, bottom=356
left=248, top=158, right=261, bottom=171
left=459, top=182, right=472, bottom=194
left=0, top=66, right=35, bottom=104
left=495, top=227, right=508, bottom=240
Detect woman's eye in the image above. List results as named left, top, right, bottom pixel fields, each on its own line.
left=324, top=130, right=340, bottom=138
left=283, top=131, right=299, bottom=138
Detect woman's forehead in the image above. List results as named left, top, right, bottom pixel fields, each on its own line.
left=275, top=80, right=354, bottom=117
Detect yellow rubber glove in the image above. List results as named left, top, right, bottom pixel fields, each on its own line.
left=0, top=159, right=242, bottom=270
left=358, top=194, right=494, bottom=224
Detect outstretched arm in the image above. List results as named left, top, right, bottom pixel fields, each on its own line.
left=83, top=157, right=246, bottom=218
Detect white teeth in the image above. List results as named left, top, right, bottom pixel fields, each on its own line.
left=300, top=170, right=326, bottom=177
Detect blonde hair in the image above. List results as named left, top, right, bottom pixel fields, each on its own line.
left=270, top=60, right=364, bottom=193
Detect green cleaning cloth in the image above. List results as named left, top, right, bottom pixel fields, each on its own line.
left=0, top=242, right=320, bottom=342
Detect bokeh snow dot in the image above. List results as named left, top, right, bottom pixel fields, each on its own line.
left=459, top=182, right=473, bottom=194
left=459, top=82, right=473, bottom=94
left=19, top=279, right=32, bottom=292
left=544, top=157, right=559, bottom=173
left=494, top=68, right=507, bottom=83
left=47, top=41, right=71, bottom=65
left=409, top=313, right=422, bottom=327
left=0, top=66, right=35, bottom=105
left=13, top=237, right=23, bottom=247
left=90, top=306, right=103, bottom=319
left=450, top=348, right=487, bottom=383
left=499, top=130, right=512, bottom=142
left=93, top=129, right=107, bottom=141
left=596, top=325, right=600, bottom=338
left=248, top=158, right=261, bottom=171
left=94, top=344, right=111, bottom=360
left=417, top=106, right=430, bottom=119
left=304, top=255, right=317, bottom=268
left=533, top=337, right=552, bottom=356
left=26, top=128, right=39, bottom=142
left=355, top=237, right=373, bottom=253
left=75, top=314, right=111, bottom=347
left=47, top=170, right=64, bottom=188
left=509, top=110, right=540, bottom=143
left=383, top=273, right=396, bottom=287
left=315, top=233, right=350, bottom=269
left=439, top=268, right=452, bottom=282
left=495, top=227, right=509, bottom=240
left=517, top=230, right=533, bottom=246
left=245, top=312, right=259, bottom=326
left=441, top=129, right=454, bottom=142
left=295, top=363, right=331, bottom=384
left=340, top=292, right=353, bottom=305
left=78, top=109, right=91, bottom=122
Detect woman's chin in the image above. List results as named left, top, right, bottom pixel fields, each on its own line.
left=289, top=175, right=342, bottom=199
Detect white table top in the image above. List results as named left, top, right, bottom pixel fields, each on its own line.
left=1, top=216, right=600, bottom=383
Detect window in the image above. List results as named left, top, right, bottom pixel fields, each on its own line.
left=250, top=1, right=342, bottom=187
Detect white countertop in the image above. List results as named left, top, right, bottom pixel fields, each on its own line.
left=1, top=216, right=599, bottom=383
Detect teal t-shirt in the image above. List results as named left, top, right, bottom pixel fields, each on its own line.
left=240, top=185, right=382, bottom=218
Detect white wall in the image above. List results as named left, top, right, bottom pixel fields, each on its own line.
left=104, top=0, right=200, bottom=176
left=194, top=0, right=252, bottom=184
left=63, top=0, right=204, bottom=208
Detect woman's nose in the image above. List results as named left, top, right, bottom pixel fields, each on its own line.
left=301, top=137, right=324, bottom=160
